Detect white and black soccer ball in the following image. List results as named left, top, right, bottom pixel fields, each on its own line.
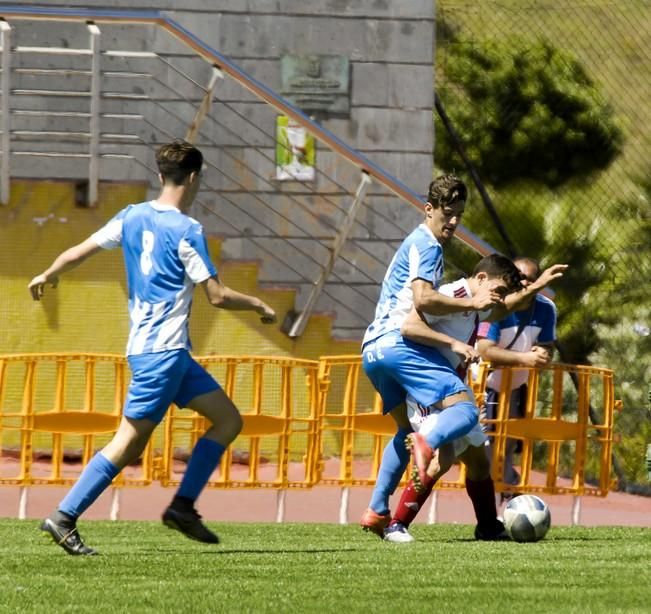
left=503, top=494, right=551, bottom=542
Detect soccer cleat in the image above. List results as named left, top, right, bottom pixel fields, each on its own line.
left=383, top=522, right=415, bottom=543
left=474, top=519, right=511, bottom=541
left=359, top=508, right=391, bottom=538
left=405, top=432, right=434, bottom=493
left=162, top=506, right=220, bottom=544
left=40, top=517, right=98, bottom=556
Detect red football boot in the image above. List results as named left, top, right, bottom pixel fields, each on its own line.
left=405, top=432, right=434, bottom=493
left=359, top=507, right=391, bottom=538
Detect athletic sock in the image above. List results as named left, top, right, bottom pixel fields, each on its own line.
left=51, top=509, right=76, bottom=527
left=368, top=427, right=411, bottom=515
left=466, top=476, right=499, bottom=530
left=58, top=452, right=120, bottom=519
left=391, top=478, right=435, bottom=527
left=423, top=401, right=478, bottom=450
left=176, top=437, right=225, bottom=502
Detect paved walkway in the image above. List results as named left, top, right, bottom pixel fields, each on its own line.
left=1, top=457, right=649, bottom=527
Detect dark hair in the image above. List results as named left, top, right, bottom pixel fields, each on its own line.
left=513, top=256, right=541, bottom=281
left=427, top=174, right=468, bottom=208
left=472, top=253, right=523, bottom=291
left=155, top=140, right=203, bottom=185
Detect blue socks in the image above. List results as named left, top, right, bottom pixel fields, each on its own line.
left=369, top=427, right=412, bottom=515
left=176, top=437, right=226, bottom=501
left=58, top=452, right=120, bottom=519
left=423, top=401, right=478, bottom=450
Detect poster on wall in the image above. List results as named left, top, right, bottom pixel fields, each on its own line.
left=275, top=116, right=315, bottom=181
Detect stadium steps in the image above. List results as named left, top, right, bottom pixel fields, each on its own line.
left=0, top=179, right=361, bottom=358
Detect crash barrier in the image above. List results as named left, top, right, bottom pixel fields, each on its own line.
left=483, top=361, right=621, bottom=524
left=0, top=353, right=620, bottom=524
left=316, top=357, right=620, bottom=524
left=0, top=353, right=157, bottom=519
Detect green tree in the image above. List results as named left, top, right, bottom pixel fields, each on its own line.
left=589, top=303, right=651, bottom=486
left=437, top=39, right=623, bottom=186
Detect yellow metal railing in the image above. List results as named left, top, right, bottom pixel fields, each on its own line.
left=485, top=362, right=620, bottom=497
left=0, top=353, right=620, bottom=519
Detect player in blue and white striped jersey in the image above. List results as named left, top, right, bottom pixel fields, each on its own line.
left=30, top=140, right=276, bottom=555
left=386, top=254, right=524, bottom=542
left=91, top=199, right=220, bottom=357
left=360, top=176, right=568, bottom=538
left=360, top=175, right=507, bottom=536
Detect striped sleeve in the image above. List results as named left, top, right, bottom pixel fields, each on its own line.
left=477, top=320, right=499, bottom=341
left=91, top=208, right=129, bottom=249
left=178, top=223, right=217, bottom=284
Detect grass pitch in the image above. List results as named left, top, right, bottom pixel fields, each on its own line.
left=0, top=520, right=649, bottom=613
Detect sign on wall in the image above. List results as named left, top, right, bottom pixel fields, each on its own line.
left=275, top=116, right=316, bottom=181
left=280, top=54, right=350, bottom=116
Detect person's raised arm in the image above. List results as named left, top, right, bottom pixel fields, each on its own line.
left=201, top=276, right=276, bottom=324
left=28, top=237, right=102, bottom=300
left=502, top=263, right=568, bottom=312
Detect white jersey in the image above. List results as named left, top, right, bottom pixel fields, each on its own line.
left=422, top=278, right=491, bottom=370
left=363, top=224, right=444, bottom=346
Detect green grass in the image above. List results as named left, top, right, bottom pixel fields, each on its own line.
left=0, top=521, right=649, bottom=613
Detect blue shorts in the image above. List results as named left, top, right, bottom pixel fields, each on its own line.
left=362, top=332, right=467, bottom=414
left=124, top=349, right=220, bottom=424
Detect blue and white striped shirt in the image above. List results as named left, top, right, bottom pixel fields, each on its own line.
left=363, top=224, right=444, bottom=346
left=92, top=201, right=217, bottom=356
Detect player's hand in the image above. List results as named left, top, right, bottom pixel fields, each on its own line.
left=28, top=274, right=58, bottom=301
left=532, top=264, right=568, bottom=290
left=471, top=280, right=505, bottom=311
left=258, top=302, right=277, bottom=324
left=523, top=348, right=550, bottom=368
left=451, top=340, right=480, bottom=366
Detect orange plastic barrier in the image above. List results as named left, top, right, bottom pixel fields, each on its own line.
left=0, top=353, right=621, bottom=522
left=315, top=355, right=399, bottom=488
left=484, top=362, right=620, bottom=497
left=0, top=353, right=154, bottom=489
left=315, top=356, right=620, bottom=497
left=158, top=355, right=320, bottom=490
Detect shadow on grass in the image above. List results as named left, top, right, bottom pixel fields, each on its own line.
left=148, top=546, right=360, bottom=555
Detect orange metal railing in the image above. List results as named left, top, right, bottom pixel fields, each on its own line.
left=0, top=353, right=620, bottom=519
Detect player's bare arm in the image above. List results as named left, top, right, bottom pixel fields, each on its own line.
left=477, top=338, right=551, bottom=368
left=202, top=276, right=276, bottom=324
left=502, top=263, right=568, bottom=312
left=400, top=308, right=479, bottom=366
left=412, top=278, right=504, bottom=316
left=28, top=237, right=102, bottom=301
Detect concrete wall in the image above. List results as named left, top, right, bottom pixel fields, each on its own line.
left=9, top=0, right=434, bottom=190
left=4, top=2, right=435, bottom=339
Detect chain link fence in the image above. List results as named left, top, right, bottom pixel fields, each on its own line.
left=435, top=0, right=651, bottom=488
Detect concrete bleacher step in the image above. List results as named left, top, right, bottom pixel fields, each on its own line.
left=0, top=179, right=360, bottom=358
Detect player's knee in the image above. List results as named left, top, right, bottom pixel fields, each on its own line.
left=456, top=400, right=479, bottom=426
left=214, top=408, right=243, bottom=443
left=427, top=445, right=454, bottom=479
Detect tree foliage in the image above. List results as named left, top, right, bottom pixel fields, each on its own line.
left=437, top=39, right=623, bottom=186
left=589, top=303, right=651, bottom=486
left=437, top=34, right=648, bottom=488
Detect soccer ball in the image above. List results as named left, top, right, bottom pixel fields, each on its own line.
left=503, top=495, right=551, bottom=542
